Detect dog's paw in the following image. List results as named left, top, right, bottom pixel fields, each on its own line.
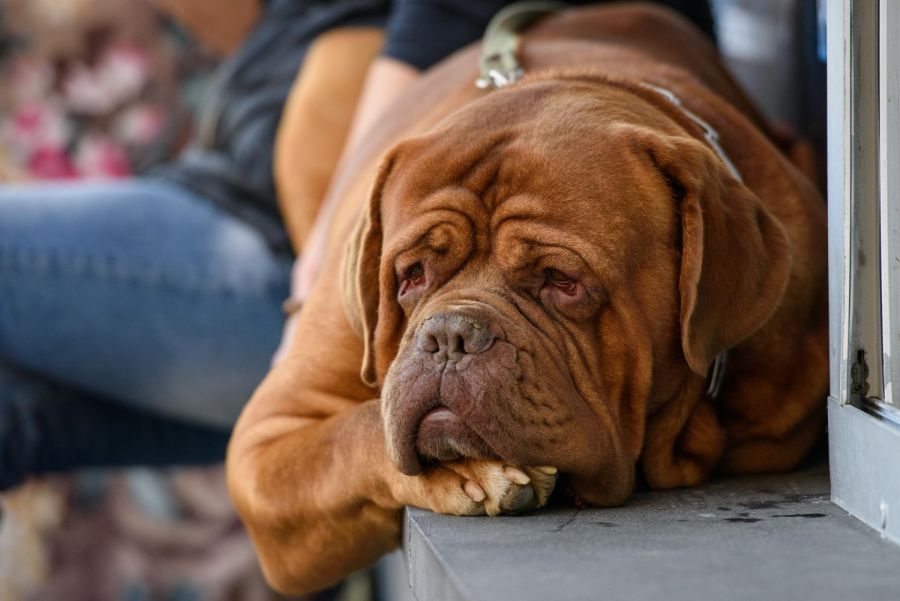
left=399, top=460, right=558, bottom=517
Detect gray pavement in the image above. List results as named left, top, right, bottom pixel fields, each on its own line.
left=404, top=467, right=900, bottom=601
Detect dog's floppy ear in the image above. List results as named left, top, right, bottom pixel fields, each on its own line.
left=341, top=148, right=404, bottom=388
left=643, top=132, right=791, bottom=375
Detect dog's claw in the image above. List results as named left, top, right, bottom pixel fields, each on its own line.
left=422, top=461, right=557, bottom=517
left=489, top=465, right=557, bottom=515
left=464, top=480, right=486, bottom=502
left=503, top=466, right=531, bottom=485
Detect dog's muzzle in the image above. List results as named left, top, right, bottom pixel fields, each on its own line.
left=384, top=312, right=502, bottom=474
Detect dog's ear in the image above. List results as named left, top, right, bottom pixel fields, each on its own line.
left=642, top=132, right=791, bottom=375
left=341, top=148, right=405, bottom=388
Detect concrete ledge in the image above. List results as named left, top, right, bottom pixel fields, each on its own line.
left=829, top=396, right=900, bottom=544
left=404, top=467, right=900, bottom=601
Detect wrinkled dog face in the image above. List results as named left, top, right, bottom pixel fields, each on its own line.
left=354, top=78, right=789, bottom=505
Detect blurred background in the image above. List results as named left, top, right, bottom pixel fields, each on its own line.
left=0, top=0, right=215, bottom=182
left=0, top=3, right=360, bottom=600
left=0, top=1, right=824, bottom=600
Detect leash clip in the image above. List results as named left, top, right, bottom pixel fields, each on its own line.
left=476, top=1, right=567, bottom=90
left=476, top=51, right=524, bottom=89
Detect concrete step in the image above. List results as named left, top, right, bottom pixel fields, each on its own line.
left=404, top=466, right=900, bottom=601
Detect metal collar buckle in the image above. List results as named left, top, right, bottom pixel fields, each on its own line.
left=476, top=1, right=566, bottom=90
left=476, top=52, right=525, bottom=90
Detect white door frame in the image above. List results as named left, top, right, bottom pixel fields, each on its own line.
left=827, top=0, right=900, bottom=544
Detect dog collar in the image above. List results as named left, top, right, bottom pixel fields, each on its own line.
left=637, top=83, right=743, bottom=183
left=636, top=85, right=736, bottom=399
left=635, top=83, right=733, bottom=398
left=476, top=2, right=742, bottom=186
left=476, top=3, right=731, bottom=398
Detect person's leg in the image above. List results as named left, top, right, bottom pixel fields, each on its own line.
left=0, top=363, right=231, bottom=490
left=0, top=179, right=290, bottom=487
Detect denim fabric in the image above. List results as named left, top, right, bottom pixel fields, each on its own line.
left=0, top=364, right=234, bottom=490
left=0, top=179, right=291, bottom=489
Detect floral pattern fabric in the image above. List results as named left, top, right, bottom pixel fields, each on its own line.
left=0, top=0, right=215, bottom=182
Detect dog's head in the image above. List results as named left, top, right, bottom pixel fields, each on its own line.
left=343, top=77, right=790, bottom=505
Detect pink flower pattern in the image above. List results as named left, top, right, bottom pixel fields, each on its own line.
left=26, top=147, right=79, bottom=180
left=0, top=23, right=214, bottom=182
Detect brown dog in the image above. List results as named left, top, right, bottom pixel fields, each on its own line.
left=226, top=4, right=827, bottom=594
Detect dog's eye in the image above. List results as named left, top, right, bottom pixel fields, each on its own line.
left=543, top=268, right=578, bottom=296
left=399, top=262, right=426, bottom=296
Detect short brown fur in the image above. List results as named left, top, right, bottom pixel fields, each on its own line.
left=227, top=4, right=827, bottom=594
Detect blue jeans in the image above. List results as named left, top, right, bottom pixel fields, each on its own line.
left=0, top=179, right=291, bottom=489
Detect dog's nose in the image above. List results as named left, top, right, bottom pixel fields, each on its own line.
left=416, top=313, right=496, bottom=362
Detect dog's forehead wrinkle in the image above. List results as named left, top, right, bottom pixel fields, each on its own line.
left=460, top=149, right=505, bottom=202
left=409, top=125, right=516, bottom=190
left=415, top=120, right=582, bottom=213
left=490, top=228, right=610, bottom=287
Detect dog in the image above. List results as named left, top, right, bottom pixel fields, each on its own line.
left=226, top=4, right=828, bottom=594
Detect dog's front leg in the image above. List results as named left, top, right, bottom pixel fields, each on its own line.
left=228, top=381, right=555, bottom=594
left=226, top=270, right=555, bottom=595
left=228, top=387, right=403, bottom=595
